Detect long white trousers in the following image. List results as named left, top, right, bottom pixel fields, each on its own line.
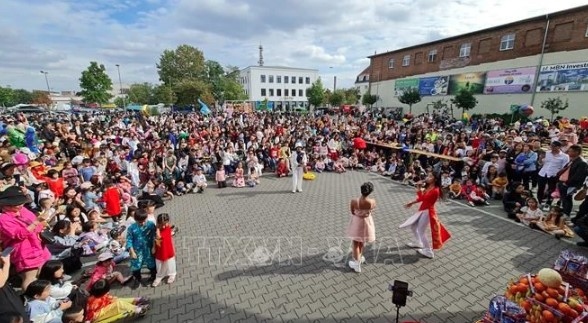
left=411, top=213, right=432, bottom=253
left=292, top=167, right=303, bottom=192
left=155, top=257, right=177, bottom=279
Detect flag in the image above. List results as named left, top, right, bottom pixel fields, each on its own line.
left=198, top=99, right=211, bottom=115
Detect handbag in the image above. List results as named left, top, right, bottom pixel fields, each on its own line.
left=575, top=186, right=588, bottom=201
left=39, top=230, right=56, bottom=245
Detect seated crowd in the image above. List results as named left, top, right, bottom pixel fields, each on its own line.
left=0, top=108, right=587, bottom=322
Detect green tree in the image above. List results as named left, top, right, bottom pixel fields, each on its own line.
left=397, top=87, right=421, bottom=114
left=361, top=92, right=379, bottom=108
left=157, top=44, right=206, bottom=85
left=342, top=87, right=361, bottom=105
left=127, top=83, right=154, bottom=104
left=451, top=88, right=478, bottom=116
left=12, top=89, right=33, bottom=104
left=431, top=99, right=447, bottom=112
left=153, top=84, right=176, bottom=105
left=113, top=97, right=125, bottom=108
left=220, top=77, right=247, bottom=101
left=329, top=90, right=344, bottom=107
left=541, top=97, right=569, bottom=121
left=0, top=87, right=13, bottom=107
left=306, top=79, right=326, bottom=109
left=174, top=79, right=211, bottom=106
left=79, top=61, right=113, bottom=104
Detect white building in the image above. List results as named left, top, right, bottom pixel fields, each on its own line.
left=239, top=66, right=319, bottom=111
left=354, top=66, right=371, bottom=97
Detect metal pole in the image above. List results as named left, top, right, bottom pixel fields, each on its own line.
left=333, top=76, right=337, bottom=92
left=40, top=71, right=50, bottom=93
left=115, top=64, right=125, bottom=110
left=530, top=14, right=550, bottom=107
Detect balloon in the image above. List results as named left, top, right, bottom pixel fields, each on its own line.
left=518, top=104, right=534, bottom=117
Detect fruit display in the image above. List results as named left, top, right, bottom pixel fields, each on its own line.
left=503, top=268, right=588, bottom=323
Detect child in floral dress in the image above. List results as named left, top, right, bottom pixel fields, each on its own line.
left=232, top=162, right=246, bottom=187
left=126, top=209, right=156, bottom=289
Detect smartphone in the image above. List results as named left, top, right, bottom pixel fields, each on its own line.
left=2, top=246, right=14, bottom=257
left=13, top=174, right=20, bottom=184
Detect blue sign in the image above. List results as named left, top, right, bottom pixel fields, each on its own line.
left=418, top=76, right=449, bottom=96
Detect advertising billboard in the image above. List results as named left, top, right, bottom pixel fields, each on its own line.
left=394, top=78, right=419, bottom=97
left=418, top=76, right=449, bottom=96
left=448, top=72, right=486, bottom=94
left=536, top=61, right=588, bottom=92
left=483, top=67, right=536, bottom=94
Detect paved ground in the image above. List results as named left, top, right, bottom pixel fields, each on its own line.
left=114, top=171, right=587, bottom=323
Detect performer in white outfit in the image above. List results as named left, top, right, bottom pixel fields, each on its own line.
left=290, top=143, right=307, bottom=193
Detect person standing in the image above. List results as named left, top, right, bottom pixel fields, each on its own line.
left=537, top=141, right=568, bottom=210
left=290, top=143, right=307, bottom=193
left=400, top=174, right=451, bottom=259
left=557, top=145, right=588, bottom=218
left=346, top=182, right=376, bottom=273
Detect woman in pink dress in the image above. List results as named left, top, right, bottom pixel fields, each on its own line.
left=346, top=182, right=376, bottom=273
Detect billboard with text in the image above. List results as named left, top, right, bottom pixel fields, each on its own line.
left=483, top=67, right=536, bottom=94
left=536, top=61, right=588, bottom=92
left=418, top=76, right=449, bottom=96
left=449, top=72, right=486, bottom=94
left=394, top=78, right=419, bottom=97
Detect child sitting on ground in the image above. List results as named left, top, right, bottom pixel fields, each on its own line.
left=192, top=168, right=208, bottom=193
left=276, top=158, right=288, bottom=177
left=516, top=197, right=543, bottom=226
left=449, top=179, right=462, bottom=199
left=85, top=279, right=149, bottom=322
left=247, top=167, right=260, bottom=187
left=491, top=172, right=509, bottom=199
left=533, top=206, right=574, bottom=238
left=440, top=172, right=452, bottom=200
left=87, top=252, right=132, bottom=291
left=25, top=280, right=72, bottom=322
left=314, top=157, right=326, bottom=173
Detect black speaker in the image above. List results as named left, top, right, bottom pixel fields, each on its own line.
left=391, top=280, right=409, bottom=307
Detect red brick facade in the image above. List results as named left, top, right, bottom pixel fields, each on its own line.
left=369, top=5, right=588, bottom=82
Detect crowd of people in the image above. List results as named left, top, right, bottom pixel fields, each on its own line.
left=0, top=107, right=586, bottom=321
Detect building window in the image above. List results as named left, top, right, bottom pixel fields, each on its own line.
left=277, top=76, right=281, bottom=83
left=428, top=49, right=437, bottom=62
left=305, top=77, right=310, bottom=84
left=402, top=55, right=410, bottom=66
left=261, top=88, right=266, bottom=96
left=284, top=76, right=289, bottom=84
left=500, top=33, right=515, bottom=51
left=459, top=43, right=471, bottom=57
left=298, top=77, right=303, bottom=84
left=277, top=89, right=282, bottom=96
left=260, top=75, right=266, bottom=83
left=292, top=89, right=296, bottom=97
left=269, top=75, right=274, bottom=83
left=284, top=89, right=289, bottom=96
left=298, top=89, right=303, bottom=97
left=414, top=52, right=423, bottom=64
left=585, top=25, right=588, bottom=37
left=292, top=76, right=296, bottom=84
left=269, top=89, right=274, bottom=96
left=388, top=58, right=395, bottom=69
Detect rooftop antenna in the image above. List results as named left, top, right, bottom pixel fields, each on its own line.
left=258, top=44, right=264, bottom=66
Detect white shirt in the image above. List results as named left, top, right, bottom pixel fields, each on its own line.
left=538, top=151, right=569, bottom=177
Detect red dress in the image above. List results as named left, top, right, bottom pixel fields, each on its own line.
left=102, top=187, right=121, bottom=216
left=416, top=187, right=451, bottom=250
left=46, top=177, right=65, bottom=198
left=155, top=225, right=175, bottom=261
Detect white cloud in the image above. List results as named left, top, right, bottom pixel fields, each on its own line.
left=0, top=0, right=586, bottom=91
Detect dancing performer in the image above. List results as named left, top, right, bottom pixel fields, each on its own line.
left=400, top=173, right=451, bottom=259
left=346, top=182, right=376, bottom=273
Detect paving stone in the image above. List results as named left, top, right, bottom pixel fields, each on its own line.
left=107, top=171, right=581, bottom=322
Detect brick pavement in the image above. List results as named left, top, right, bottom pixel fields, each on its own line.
left=112, top=171, right=587, bottom=322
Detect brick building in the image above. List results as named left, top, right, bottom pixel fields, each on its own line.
left=365, top=5, right=588, bottom=118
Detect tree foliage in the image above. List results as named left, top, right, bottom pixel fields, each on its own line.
left=361, top=92, right=378, bottom=107
left=79, top=61, right=113, bottom=104
left=306, top=79, right=326, bottom=108
left=541, top=97, right=569, bottom=121
left=153, top=84, right=176, bottom=105
left=31, top=91, right=52, bottom=106
left=113, top=97, right=125, bottom=108
left=329, top=90, right=344, bottom=107
left=397, top=88, right=421, bottom=114
left=342, top=88, right=361, bottom=105
left=451, top=88, right=478, bottom=115
left=0, top=87, right=34, bottom=106
left=157, top=44, right=206, bottom=84
left=174, top=79, right=211, bottom=106
left=128, top=83, right=154, bottom=105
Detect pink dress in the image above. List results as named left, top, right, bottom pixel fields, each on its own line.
left=233, top=168, right=245, bottom=187
left=346, top=207, right=376, bottom=243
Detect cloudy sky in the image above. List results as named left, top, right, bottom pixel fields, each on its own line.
left=1, top=0, right=586, bottom=93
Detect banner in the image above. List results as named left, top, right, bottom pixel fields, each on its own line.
left=394, top=78, right=419, bottom=97
left=418, top=76, right=449, bottom=96
left=484, top=67, right=536, bottom=94
left=448, top=72, right=486, bottom=94
left=536, top=61, right=588, bottom=92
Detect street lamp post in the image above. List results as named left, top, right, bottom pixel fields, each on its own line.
left=40, top=71, right=51, bottom=93
left=115, top=64, right=126, bottom=110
